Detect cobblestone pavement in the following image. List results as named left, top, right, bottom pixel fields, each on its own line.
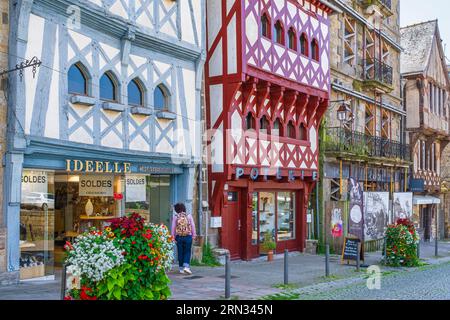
left=0, top=241, right=449, bottom=300
left=295, top=262, right=450, bottom=300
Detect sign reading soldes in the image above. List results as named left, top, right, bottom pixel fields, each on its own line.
left=125, top=175, right=146, bottom=202
left=79, top=175, right=114, bottom=197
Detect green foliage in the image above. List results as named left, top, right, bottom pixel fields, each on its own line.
left=191, top=242, right=221, bottom=267
left=261, top=233, right=276, bottom=251
left=260, top=292, right=300, bottom=300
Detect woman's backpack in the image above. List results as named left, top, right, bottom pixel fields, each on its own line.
left=175, top=212, right=192, bottom=236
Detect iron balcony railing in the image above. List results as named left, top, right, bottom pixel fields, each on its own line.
left=363, top=58, right=393, bottom=86
left=323, top=127, right=410, bottom=161
left=380, top=0, right=392, bottom=10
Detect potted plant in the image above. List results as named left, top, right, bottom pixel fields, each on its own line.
left=261, top=234, right=276, bottom=262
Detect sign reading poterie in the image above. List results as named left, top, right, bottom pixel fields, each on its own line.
left=341, top=237, right=361, bottom=264
left=125, top=175, right=147, bottom=202
left=79, top=175, right=114, bottom=197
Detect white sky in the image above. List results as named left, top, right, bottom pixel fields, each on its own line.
left=400, top=0, right=450, bottom=61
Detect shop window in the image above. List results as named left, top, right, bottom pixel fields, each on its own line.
left=300, top=33, right=308, bottom=56
left=273, top=20, right=284, bottom=45
left=68, top=63, right=89, bottom=95
left=100, top=71, right=118, bottom=102
left=311, top=39, right=320, bottom=61
left=259, top=192, right=276, bottom=253
left=287, top=27, right=296, bottom=50
left=277, top=192, right=295, bottom=241
left=128, top=78, right=144, bottom=106
left=154, top=84, right=170, bottom=111
left=261, top=13, right=271, bottom=38
left=287, top=121, right=296, bottom=139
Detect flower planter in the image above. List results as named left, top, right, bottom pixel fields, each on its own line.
left=267, top=250, right=274, bottom=262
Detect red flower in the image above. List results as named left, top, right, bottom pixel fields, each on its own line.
left=63, top=296, right=73, bottom=300
left=132, top=241, right=136, bottom=245
left=80, top=286, right=97, bottom=300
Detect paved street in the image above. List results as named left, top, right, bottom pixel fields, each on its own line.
left=296, top=262, right=450, bottom=300
left=0, top=241, right=449, bottom=300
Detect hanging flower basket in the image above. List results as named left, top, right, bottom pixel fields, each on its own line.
left=64, top=213, right=175, bottom=300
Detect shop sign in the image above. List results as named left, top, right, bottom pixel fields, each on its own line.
left=79, top=175, right=114, bottom=197
left=66, top=159, right=131, bottom=174
left=348, top=178, right=364, bottom=240
left=235, top=167, right=318, bottom=181
left=125, top=175, right=147, bottom=202
left=21, top=170, right=48, bottom=202
left=137, top=165, right=176, bottom=174
left=409, top=179, right=425, bottom=192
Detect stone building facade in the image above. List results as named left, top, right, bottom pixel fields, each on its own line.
left=402, top=20, right=450, bottom=241
left=0, top=0, right=10, bottom=285
left=319, top=0, right=408, bottom=250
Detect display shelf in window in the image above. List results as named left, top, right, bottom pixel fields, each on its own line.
left=79, top=215, right=116, bottom=220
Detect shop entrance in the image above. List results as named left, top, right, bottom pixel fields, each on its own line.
left=251, top=191, right=297, bottom=258
left=225, top=191, right=242, bottom=259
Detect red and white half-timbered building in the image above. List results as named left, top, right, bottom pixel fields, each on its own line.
left=206, top=0, right=333, bottom=260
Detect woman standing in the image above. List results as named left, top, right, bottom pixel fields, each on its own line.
left=171, top=203, right=196, bottom=275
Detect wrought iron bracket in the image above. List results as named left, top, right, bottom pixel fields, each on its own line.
left=0, top=56, right=42, bottom=81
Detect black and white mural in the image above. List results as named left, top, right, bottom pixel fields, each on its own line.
left=392, top=193, right=413, bottom=221
left=363, top=192, right=390, bottom=241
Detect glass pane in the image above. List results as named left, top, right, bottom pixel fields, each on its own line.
left=252, top=193, right=258, bottom=245
left=277, top=192, right=295, bottom=241
left=125, top=175, right=150, bottom=223
left=128, top=80, right=143, bottom=106
left=154, top=86, right=166, bottom=110
left=20, top=170, right=55, bottom=279
left=68, top=64, right=86, bottom=95
left=259, top=192, right=276, bottom=253
left=100, top=73, right=116, bottom=101
left=149, top=176, right=172, bottom=227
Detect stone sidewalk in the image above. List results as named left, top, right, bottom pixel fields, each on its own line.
left=0, top=241, right=449, bottom=300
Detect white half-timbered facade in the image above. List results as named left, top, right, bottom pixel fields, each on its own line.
left=5, top=0, right=205, bottom=277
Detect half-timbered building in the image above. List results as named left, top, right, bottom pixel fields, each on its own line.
left=205, top=0, right=334, bottom=260
left=5, top=0, right=204, bottom=281
left=402, top=20, right=450, bottom=242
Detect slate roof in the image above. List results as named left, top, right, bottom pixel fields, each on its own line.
left=400, top=20, right=437, bottom=75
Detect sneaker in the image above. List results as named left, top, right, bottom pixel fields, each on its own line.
left=183, top=267, right=192, bottom=275
left=179, top=269, right=186, bottom=274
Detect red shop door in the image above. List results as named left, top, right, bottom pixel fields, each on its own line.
left=225, top=191, right=241, bottom=259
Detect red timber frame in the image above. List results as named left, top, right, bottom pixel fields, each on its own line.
left=206, top=0, right=332, bottom=260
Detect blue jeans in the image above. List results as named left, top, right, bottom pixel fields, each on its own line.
left=175, top=235, right=192, bottom=269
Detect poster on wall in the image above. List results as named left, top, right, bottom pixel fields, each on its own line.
left=392, top=193, right=413, bottom=221
left=79, top=175, right=114, bottom=197
left=363, top=192, right=390, bottom=241
left=125, top=175, right=147, bottom=202
left=21, top=170, right=49, bottom=203
left=331, top=206, right=344, bottom=238
left=348, top=178, right=364, bottom=239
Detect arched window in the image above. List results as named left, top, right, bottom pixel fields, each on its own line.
left=260, top=117, right=270, bottom=132
left=154, top=85, right=169, bottom=110
left=288, top=27, right=296, bottom=50
left=300, top=33, right=308, bottom=56
left=311, top=39, right=320, bottom=61
left=273, top=21, right=284, bottom=45
left=299, top=123, right=307, bottom=140
left=245, top=113, right=256, bottom=131
left=68, top=63, right=88, bottom=95
left=261, top=13, right=271, bottom=38
left=128, top=78, right=144, bottom=106
left=100, top=71, right=118, bottom=101
left=287, top=121, right=296, bottom=139
left=273, top=118, right=281, bottom=135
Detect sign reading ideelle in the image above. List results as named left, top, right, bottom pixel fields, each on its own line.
left=66, top=159, right=131, bottom=174
left=79, top=175, right=114, bottom=197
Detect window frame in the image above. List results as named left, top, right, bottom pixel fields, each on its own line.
left=154, top=84, right=170, bottom=111
left=287, top=27, right=297, bottom=51
left=127, top=78, right=145, bottom=107
left=300, top=33, right=309, bottom=57
left=311, top=38, right=320, bottom=62
left=261, top=13, right=271, bottom=39
left=99, top=71, right=119, bottom=102
left=68, top=62, right=89, bottom=96
left=273, top=20, right=285, bottom=46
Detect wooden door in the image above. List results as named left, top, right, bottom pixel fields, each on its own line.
left=226, top=190, right=241, bottom=259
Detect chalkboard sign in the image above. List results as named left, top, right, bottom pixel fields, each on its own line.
left=341, top=237, right=361, bottom=264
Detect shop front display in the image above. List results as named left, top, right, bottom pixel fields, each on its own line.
left=19, top=159, right=176, bottom=280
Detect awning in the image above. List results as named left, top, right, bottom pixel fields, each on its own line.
left=413, top=196, right=441, bottom=205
